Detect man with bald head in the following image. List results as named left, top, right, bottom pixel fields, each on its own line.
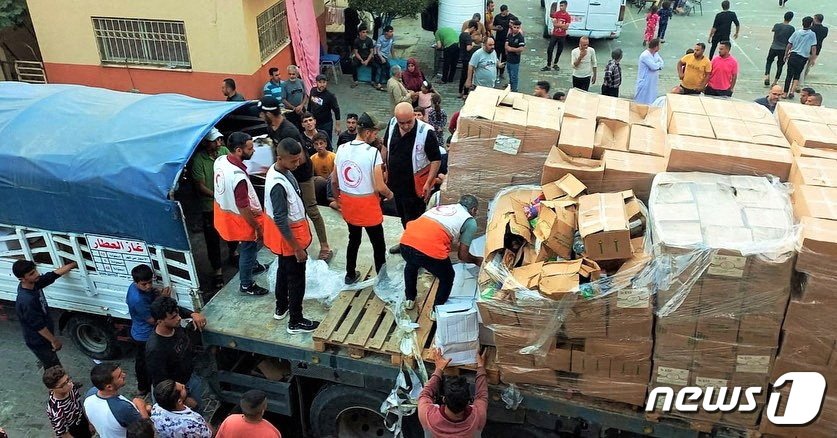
left=384, top=102, right=442, bottom=254
left=571, top=36, right=597, bottom=91
left=755, top=85, right=784, bottom=113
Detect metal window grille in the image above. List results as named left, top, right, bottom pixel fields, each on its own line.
left=257, top=1, right=291, bottom=61
left=92, top=17, right=191, bottom=68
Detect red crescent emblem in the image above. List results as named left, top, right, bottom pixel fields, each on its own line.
left=341, top=161, right=362, bottom=188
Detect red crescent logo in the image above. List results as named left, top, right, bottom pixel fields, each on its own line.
left=214, top=170, right=226, bottom=194
left=434, top=205, right=457, bottom=216
left=341, top=161, right=362, bottom=188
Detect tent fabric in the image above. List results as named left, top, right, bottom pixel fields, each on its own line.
left=287, top=0, right=320, bottom=91
left=0, top=82, right=246, bottom=251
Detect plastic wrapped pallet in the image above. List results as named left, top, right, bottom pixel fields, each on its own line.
left=476, top=182, right=655, bottom=407
left=647, top=172, right=797, bottom=430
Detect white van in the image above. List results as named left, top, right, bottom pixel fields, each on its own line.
left=543, top=0, right=626, bottom=39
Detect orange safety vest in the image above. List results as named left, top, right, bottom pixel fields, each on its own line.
left=213, top=155, right=264, bottom=242
left=400, top=203, right=473, bottom=259
left=335, top=140, right=384, bottom=227
left=387, top=118, right=434, bottom=198
left=262, top=165, right=312, bottom=256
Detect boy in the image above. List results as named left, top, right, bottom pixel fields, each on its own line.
left=126, top=264, right=206, bottom=396
left=43, top=365, right=92, bottom=438
left=311, top=133, right=339, bottom=211
left=601, top=48, right=623, bottom=97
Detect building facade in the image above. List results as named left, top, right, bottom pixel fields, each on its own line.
left=27, top=0, right=326, bottom=100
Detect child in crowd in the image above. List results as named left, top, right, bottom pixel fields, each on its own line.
left=413, top=106, right=427, bottom=123
left=644, top=5, right=659, bottom=46
left=43, top=366, right=92, bottom=438
left=601, top=48, right=623, bottom=97
left=310, top=133, right=339, bottom=211
left=425, top=93, right=448, bottom=146
left=657, top=2, right=673, bottom=43
left=417, top=81, right=435, bottom=111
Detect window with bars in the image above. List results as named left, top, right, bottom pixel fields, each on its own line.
left=92, top=17, right=191, bottom=68
left=257, top=1, right=291, bottom=61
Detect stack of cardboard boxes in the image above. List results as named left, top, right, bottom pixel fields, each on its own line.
left=541, top=89, right=668, bottom=202
left=443, top=86, right=563, bottom=229
left=647, top=173, right=796, bottom=429
left=664, top=94, right=794, bottom=180
left=760, top=102, right=837, bottom=438
left=477, top=176, right=654, bottom=406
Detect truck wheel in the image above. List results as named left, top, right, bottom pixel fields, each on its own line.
left=309, top=384, right=421, bottom=438
left=66, top=315, right=119, bottom=359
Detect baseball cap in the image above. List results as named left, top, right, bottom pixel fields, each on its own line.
left=357, top=112, right=384, bottom=130
left=258, top=95, right=280, bottom=111
left=316, top=74, right=328, bottom=81
left=204, top=127, right=223, bottom=141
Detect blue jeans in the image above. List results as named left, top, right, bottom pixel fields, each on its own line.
left=238, top=240, right=263, bottom=287
left=507, top=62, right=520, bottom=92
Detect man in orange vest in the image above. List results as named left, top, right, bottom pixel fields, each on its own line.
left=213, top=132, right=269, bottom=296
left=332, top=113, right=395, bottom=284
left=384, top=102, right=442, bottom=254
left=399, top=195, right=484, bottom=319
left=262, top=138, right=321, bottom=333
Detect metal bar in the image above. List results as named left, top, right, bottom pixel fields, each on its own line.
left=67, top=233, right=96, bottom=297
left=15, top=227, right=33, bottom=260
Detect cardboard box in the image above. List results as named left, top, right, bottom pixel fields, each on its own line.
left=693, top=339, right=736, bottom=372
left=596, top=94, right=630, bottom=123
left=499, top=365, right=561, bottom=386
left=579, top=378, right=648, bottom=406
left=790, top=140, right=837, bottom=160
left=630, top=103, right=665, bottom=129
left=784, top=119, right=837, bottom=149
left=777, top=331, right=834, bottom=367
left=627, top=124, right=667, bottom=157
left=652, top=363, right=692, bottom=386
left=558, top=117, right=596, bottom=158
left=695, top=315, right=740, bottom=344
left=607, top=287, right=654, bottom=340
left=577, top=192, right=632, bottom=260
left=668, top=113, right=714, bottom=138
left=700, top=96, right=739, bottom=119
left=790, top=156, right=837, bottom=188
left=666, top=94, right=706, bottom=123
left=563, top=299, right=608, bottom=338
left=776, top=101, right=823, bottom=132
left=737, top=314, right=782, bottom=347
left=666, top=134, right=793, bottom=180
left=746, top=121, right=790, bottom=148
left=709, top=116, right=753, bottom=143
left=491, top=106, right=528, bottom=144
left=541, top=147, right=604, bottom=192
left=601, top=150, right=668, bottom=202
left=563, top=88, right=599, bottom=119
left=792, top=185, right=837, bottom=220
left=525, top=100, right=562, bottom=153
left=585, top=339, right=652, bottom=362
left=734, top=345, right=776, bottom=375
left=494, top=328, right=538, bottom=367
left=538, top=342, right=572, bottom=371
left=542, top=173, right=586, bottom=200
left=435, top=301, right=480, bottom=366
left=734, top=101, right=775, bottom=123
left=533, top=205, right=576, bottom=259
left=796, top=217, right=837, bottom=276
left=593, top=120, right=630, bottom=159
left=538, top=260, right=583, bottom=299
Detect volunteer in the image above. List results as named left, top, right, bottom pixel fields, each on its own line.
left=399, top=195, right=483, bottom=319
left=332, top=113, right=394, bottom=284
left=262, top=137, right=320, bottom=333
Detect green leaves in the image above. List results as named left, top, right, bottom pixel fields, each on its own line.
left=348, top=0, right=433, bottom=20
left=0, top=0, right=27, bottom=30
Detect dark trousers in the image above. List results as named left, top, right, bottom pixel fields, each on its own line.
left=401, top=244, right=455, bottom=307
left=134, top=339, right=150, bottom=393
left=601, top=85, right=619, bottom=97
left=68, top=415, right=93, bottom=438
left=658, top=21, right=669, bottom=39
left=704, top=86, right=733, bottom=97
left=458, top=57, right=472, bottom=94
left=202, top=211, right=237, bottom=270
left=442, top=45, right=460, bottom=83
left=784, top=53, right=808, bottom=93
left=346, top=223, right=386, bottom=276
left=709, top=38, right=728, bottom=59
left=765, top=48, right=786, bottom=79
left=572, top=75, right=592, bottom=91
left=319, top=120, right=335, bottom=146
left=496, top=38, right=507, bottom=75
left=30, top=344, right=60, bottom=368
left=393, top=192, right=427, bottom=228
left=275, top=255, right=306, bottom=322
left=546, top=36, right=565, bottom=66
left=352, top=58, right=380, bottom=83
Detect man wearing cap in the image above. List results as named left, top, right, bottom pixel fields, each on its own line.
left=191, top=128, right=237, bottom=289
left=213, top=132, right=269, bottom=296
left=262, top=137, right=321, bottom=333
left=332, top=113, right=394, bottom=284
left=400, top=195, right=483, bottom=318
left=384, top=102, right=442, bottom=254
left=308, top=74, right=341, bottom=145
left=260, top=96, right=333, bottom=262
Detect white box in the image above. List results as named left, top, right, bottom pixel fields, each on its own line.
left=435, top=301, right=480, bottom=366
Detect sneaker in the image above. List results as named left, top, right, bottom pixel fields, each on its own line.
left=344, top=270, right=360, bottom=284
left=405, top=300, right=415, bottom=310
left=388, top=244, right=401, bottom=254
left=273, top=308, right=288, bottom=320
left=287, top=318, right=320, bottom=334
left=252, top=263, right=268, bottom=276
left=553, top=65, right=560, bottom=71
left=240, top=283, right=269, bottom=296
left=429, top=310, right=436, bottom=322
left=541, top=65, right=551, bottom=71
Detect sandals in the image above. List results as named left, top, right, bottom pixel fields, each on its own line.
left=318, top=249, right=334, bottom=262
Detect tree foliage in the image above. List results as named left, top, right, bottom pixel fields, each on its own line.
left=0, top=0, right=27, bottom=30
left=348, top=0, right=433, bottom=21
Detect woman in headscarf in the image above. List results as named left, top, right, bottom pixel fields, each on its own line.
left=402, top=58, right=426, bottom=92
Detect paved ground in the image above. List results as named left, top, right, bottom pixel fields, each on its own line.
left=1, top=0, right=835, bottom=435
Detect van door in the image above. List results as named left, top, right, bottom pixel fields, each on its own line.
left=566, top=1, right=588, bottom=33
left=586, top=0, right=624, bottom=34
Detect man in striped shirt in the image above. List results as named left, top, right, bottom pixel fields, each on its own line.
left=43, top=366, right=92, bottom=438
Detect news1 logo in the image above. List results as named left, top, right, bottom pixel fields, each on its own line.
left=646, top=372, right=827, bottom=426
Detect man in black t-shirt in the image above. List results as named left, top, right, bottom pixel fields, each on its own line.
left=708, top=1, right=740, bottom=59
left=505, top=20, right=525, bottom=92
left=492, top=5, right=517, bottom=78
left=352, top=25, right=380, bottom=89
left=802, top=14, right=828, bottom=87
left=458, top=21, right=477, bottom=98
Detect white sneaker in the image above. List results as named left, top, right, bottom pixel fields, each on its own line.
left=430, top=310, right=436, bottom=322
left=405, top=300, right=415, bottom=310
left=273, top=309, right=288, bottom=320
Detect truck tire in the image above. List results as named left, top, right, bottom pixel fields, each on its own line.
left=66, top=315, right=119, bottom=359
left=309, top=384, right=421, bottom=438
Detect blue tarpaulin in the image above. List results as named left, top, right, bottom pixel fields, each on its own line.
left=0, top=82, right=246, bottom=250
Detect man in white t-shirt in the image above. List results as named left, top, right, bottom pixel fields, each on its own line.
left=150, top=380, right=213, bottom=437
left=84, top=363, right=149, bottom=438
left=571, top=36, right=598, bottom=91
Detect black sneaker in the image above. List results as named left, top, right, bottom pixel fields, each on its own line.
left=240, top=283, right=269, bottom=296
left=344, top=270, right=360, bottom=284
left=273, top=308, right=288, bottom=320
left=388, top=244, right=401, bottom=254
left=252, top=263, right=268, bottom=276
left=541, top=65, right=551, bottom=71
left=287, top=318, right=320, bottom=334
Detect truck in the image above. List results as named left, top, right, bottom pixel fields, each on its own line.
left=543, top=0, right=627, bottom=39
left=1, top=83, right=736, bottom=437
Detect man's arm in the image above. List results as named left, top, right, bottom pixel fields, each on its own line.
left=373, top=164, right=393, bottom=200
left=466, top=64, right=475, bottom=88
left=730, top=73, right=737, bottom=91
left=457, top=218, right=483, bottom=265
left=733, top=14, right=740, bottom=38
left=53, top=262, right=77, bottom=277
left=676, top=59, right=685, bottom=79
left=281, top=87, right=294, bottom=113
left=572, top=50, right=582, bottom=68
left=352, top=46, right=361, bottom=61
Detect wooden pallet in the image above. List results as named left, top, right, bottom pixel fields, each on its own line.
left=312, top=272, right=438, bottom=365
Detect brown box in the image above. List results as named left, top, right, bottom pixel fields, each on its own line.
left=558, top=117, right=596, bottom=158
left=784, top=300, right=837, bottom=335
left=579, top=378, right=648, bottom=406
left=563, top=88, right=599, bottom=119
left=596, top=94, right=631, bottom=123
left=630, top=103, right=665, bottom=129
left=797, top=217, right=837, bottom=276
left=668, top=112, right=714, bottom=138
left=777, top=331, right=835, bottom=367
left=695, top=315, right=740, bottom=344
left=666, top=134, right=793, bottom=180
left=542, top=147, right=604, bottom=191
left=571, top=345, right=586, bottom=373
left=491, top=106, right=528, bottom=142
left=538, top=343, right=572, bottom=371
left=563, top=299, right=608, bottom=338
left=737, top=314, right=782, bottom=347
left=693, top=339, right=736, bottom=373
left=577, top=192, right=631, bottom=260
left=734, top=345, right=776, bottom=375
left=666, top=93, right=706, bottom=122
left=606, top=287, right=654, bottom=340
left=494, top=327, right=539, bottom=367
left=735, top=101, right=775, bottom=123
left=524, top=98, right=562, bottom=153
left=593, top=119, right=630, bottom=159
left=652, top=363, right=692, bottom=387
left=601, top=150, right=668, bottom=202
left=710, top=116, right=753, bottom=143
left=792, top=185, right=837, bottom=221
left=790, top=156, right=837, bottom=189
left=746, top=121, right=790, bottom=148
left=627, top=124, right=667, bottom=157
left=499, top=365, right=560, bottom=386
left=700, top=96, right=739, bottom=119
left=585, top=338, right=652, bottom=362
left=776, top=101, right=824, bottom=132
left=533, top=204, right=576, bottom=259
left=791, top=140, right=837, bottom=160
left=784, top=119, right=837, bottom=149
